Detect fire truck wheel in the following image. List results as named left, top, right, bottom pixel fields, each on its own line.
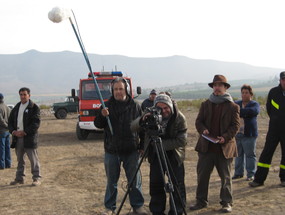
left=76, top=123, right=89, bottom=140
left=55, top=109, right=67, bottom=119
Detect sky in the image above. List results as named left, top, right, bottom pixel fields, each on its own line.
left=1, top=0, right=285, bottom=69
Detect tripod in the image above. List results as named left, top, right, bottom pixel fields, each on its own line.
left=116, top=134, right=187, bottom=215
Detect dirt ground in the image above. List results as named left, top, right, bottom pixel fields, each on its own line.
left=0, top=108, right=284, bottom=215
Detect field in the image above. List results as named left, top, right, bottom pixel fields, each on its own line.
left=0, top=108, right=284, bottom=215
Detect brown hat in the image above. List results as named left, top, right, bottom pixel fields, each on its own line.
left=208, top=74, right=231, bottom=89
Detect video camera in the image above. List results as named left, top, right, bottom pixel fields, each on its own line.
left=141, top=106, right=164, bottom=136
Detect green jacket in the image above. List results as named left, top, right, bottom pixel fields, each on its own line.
left=131, top=104, right=187, bottom=165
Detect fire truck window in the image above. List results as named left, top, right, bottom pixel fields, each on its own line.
left=82, top=81, right=112, bottom=100
left=101, top=83, right=112, bottom=99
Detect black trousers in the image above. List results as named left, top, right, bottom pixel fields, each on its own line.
left=149, top=152, right=186, bottom=215
left=254, top=128, right=285, bottom=183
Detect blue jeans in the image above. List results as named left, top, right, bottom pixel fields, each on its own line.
left=0, top=131, right=11, bottom=169
left=104, top=151, right=144, bottom=211
left=234, top=133, right=257, bottom=178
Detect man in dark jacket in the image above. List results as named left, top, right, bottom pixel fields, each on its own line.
left=249, top=71, right=285, bottom=187
left=0, top=93, right=11, bottom=169
left=141, top=89, right=157, bottom=111
left=190, top=75, right=239, bottom=213
left=94, top=77, right=146, bottom=215
left=131, top=94, right=188, bottom=215
left=8, top=87, right=41, bottom=186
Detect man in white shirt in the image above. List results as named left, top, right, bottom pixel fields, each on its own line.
left=8, top=87, right=41, bottom=186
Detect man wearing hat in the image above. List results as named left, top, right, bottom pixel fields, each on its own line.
left=249, top=71, right=285, bottom=188
left=190, top=75, right=240, bottom=213
left=141, top=89, right=157, bottom=111
left=0, top=93, right=12, bottom=169
left=132, top=94, right=188, bottom=215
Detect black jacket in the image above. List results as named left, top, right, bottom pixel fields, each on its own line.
left=94, top=95, right=143, bottom=155
left=8, top=100, right=41, bottom=148
left=141, top=98, right=154, bottom=111
left=266, top=84, right=285, bottom=130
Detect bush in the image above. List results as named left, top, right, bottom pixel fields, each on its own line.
left=39, top=104, right=51, bottom=109
left=254, top=96, right=267, bottom=106
left=177, top=99, right=205, bottom=111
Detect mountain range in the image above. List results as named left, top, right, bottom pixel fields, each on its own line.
left=0, top=50, right=282, bottom=103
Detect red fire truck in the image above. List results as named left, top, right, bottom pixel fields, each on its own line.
left=76, top=71, right=141, bottom=140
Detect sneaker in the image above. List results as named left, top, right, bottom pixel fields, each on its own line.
left=133, top=206, right=148, bottom=215
left=10, top=180, right=24, bottom=185
left=221, top=203, right=232, bottom=213
left=101, top=209, right=114, bottom=215
left=232, top=175, right=243, bottom=180
left=189, top=203, right=207, bottom=210
left=280, top=181, right=285, bottom=187
left=249, top=181, right=263, bottom=187
left=246, top=176, right=254, bottom=181
left=32, top=179, right=41, bottom=186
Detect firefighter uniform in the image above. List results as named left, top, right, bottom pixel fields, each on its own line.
left=253, top=84, right=285, bottom=184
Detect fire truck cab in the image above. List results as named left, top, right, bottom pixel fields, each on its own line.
left=76, top=71, right=141, bottom=140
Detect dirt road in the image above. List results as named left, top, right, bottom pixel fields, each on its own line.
left=0, top=110, right=284, bottom=215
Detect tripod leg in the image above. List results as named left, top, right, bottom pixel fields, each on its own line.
left=153, top=139, right=178, bottom=215
left=163, top=148, right=187, bottom=215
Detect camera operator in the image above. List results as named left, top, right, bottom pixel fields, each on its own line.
left=132, top=94, right=188, bottom=215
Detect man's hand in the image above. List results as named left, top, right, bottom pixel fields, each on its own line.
left=101, top=108, right=109, bottom=117
left=217, top=136, right=225, bottom=144
left=12, top=130, right=26, bottom=137
left=142, top=112, right=151, bottom=121
left=202, top=129, right=209, bottom=135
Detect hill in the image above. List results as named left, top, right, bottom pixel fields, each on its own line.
left=0, top=50, right=282, bottom=103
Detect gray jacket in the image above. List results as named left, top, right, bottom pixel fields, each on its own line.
left=0, top=102, right=11, bottom=133
left=131, top=104, right=187, bottom=165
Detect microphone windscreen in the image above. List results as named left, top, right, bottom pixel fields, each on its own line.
left=48, top=7, right=70, bottom=23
